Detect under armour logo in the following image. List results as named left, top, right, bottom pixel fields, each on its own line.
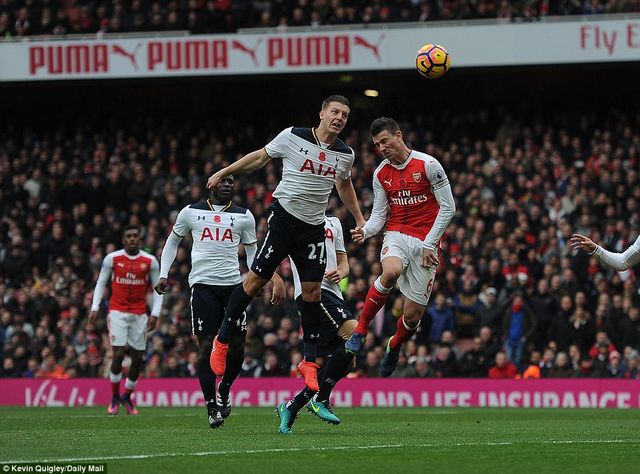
left=319, top=258, right=326, bottom=265
left=300, top=147, right=309, bottom=155
left=255, top=266, right=262, bottom=273
left=197, top=216, right=206, bottom=220
left=309, top=333, right=319, bottom=339
left=197, top=318, right=203, bottom=331
left=265, top=245, right=273, bottom=259
left=230, top=216, right=235, bottom=227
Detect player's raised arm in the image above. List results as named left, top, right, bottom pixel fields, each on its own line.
left=89, top=253, right=113, bottom=326
left=421, top=159, right=456, bottom=267
left=571, top=233, right=640, bottom=271
left=207, top=148, right=272, bottom=190
left=336, top=175, right=365, bottom=228
left=356, top=169, right=388, bottom=243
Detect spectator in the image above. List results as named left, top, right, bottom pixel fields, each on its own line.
left=547, top=352, right=576, bottom=378
left=502, top=293, right=536, bottom=366
left=459, top=337, right=489, bottom=377
left=424, top=292, right=455, bottom=347
left=488, top=351, right=518, bottom=379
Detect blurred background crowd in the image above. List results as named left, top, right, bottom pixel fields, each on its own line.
left=2, top=93, right=640, bottom=381
left=1, top=0, right=640, bottom=38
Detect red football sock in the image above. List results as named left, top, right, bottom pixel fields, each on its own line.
left=354, top=284, right=390, bottom=335
left=111, top=382, right=121, bottom=396
left=389, top=316, right=418, bottom=351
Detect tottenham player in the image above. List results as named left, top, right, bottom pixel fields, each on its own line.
left=346, top=117, right=456, bottom=376
left=206, top=95, right=365, bottom=391
left=89, top=225, right=163, bottom=415
left=276, top=216, right=357, bottom=435
left=155, top=176, right=285, bottom=429
left=571, top=233, right=640, bottom=269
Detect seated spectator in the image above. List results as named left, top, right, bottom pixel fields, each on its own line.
left=488, top=351, right=518, bottom=379
left=547, top=352, right=576, bottom=378
left=607, top=351, right=626, bottom=378
left=459, top=337, right=489, bottom=377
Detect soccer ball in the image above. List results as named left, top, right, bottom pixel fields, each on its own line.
left=416, top=44, right=451, bottom=79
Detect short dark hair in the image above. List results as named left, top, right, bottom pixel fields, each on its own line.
left=370, top=117, right=400, bottom=136
left=123, top=224, right=139, bottom=235
left=322, top=95, right=350, bottom=110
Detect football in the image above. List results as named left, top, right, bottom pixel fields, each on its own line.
left=416, top=43, right=451, bottom=79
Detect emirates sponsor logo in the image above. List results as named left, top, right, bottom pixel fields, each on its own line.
left=390, top=189, right=428, bottom=206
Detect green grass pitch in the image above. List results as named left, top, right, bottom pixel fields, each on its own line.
left=2, top=406, right=639, bottom=473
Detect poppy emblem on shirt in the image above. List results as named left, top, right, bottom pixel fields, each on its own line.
left=319, top=152, right=326, bottom=162
left=399, top=178, right=407, bottom=188
left=413, top=172, right=422, bottom=183
left=214, top=215, right=221, bottom=223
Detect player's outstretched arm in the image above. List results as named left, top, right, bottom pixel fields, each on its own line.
left=89, top=254, right=113, bottom=326
left=155, top=231, right=183, bottom=294
left=207, top=148, right=272, bottom=189
left=422, top=160, right=456, bottom=252
left=571, top=233, right=640, bottom=271
left=336, top=176, right=365, bottom=227
left=358, top=170, right=388, bottom=242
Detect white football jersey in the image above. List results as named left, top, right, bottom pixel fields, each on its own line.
left=291, top=216, right=346, bottom=300
left=172, top=201, right=257, bottom=286
left=265, top=127, right=355, bottom=225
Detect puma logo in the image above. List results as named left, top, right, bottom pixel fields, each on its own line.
left=111, top=43, right=141, bottom=70
left=383, top=178, right=392, bottom=187
left=231, top=39, right=263, bottom=67
left=353, top=34, right=386, bottom=62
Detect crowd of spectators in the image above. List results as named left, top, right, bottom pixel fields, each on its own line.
left=1, top=100, right=640, bottom=382
left=1, top=0, right=639, bottom=38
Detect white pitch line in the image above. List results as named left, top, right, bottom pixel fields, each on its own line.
left=3, top=439, right=639, bottom=464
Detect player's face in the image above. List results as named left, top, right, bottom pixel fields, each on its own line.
left=319, top=102, right=350, bottom=135
left=372, top=129, right=404, bottom=163
left=214, top=176, right=234, bottom=201
left=122, top=229, right=140, bottom=253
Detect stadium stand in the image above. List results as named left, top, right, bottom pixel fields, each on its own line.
left=1, top=95, right=639, bottom=380
left=1, top=0, right=639, bottom=37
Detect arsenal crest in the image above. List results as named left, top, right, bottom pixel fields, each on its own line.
left=140, top=263, right=148, bottom=271
left=413, top=172, right=422, bottom=183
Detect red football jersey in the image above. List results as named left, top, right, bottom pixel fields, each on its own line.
left=105, top=250, right=156, bottom=315
left=373, top=152, right=442, bottom=240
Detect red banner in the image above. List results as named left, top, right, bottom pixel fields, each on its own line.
left=1, top=378, right=639, bottom=408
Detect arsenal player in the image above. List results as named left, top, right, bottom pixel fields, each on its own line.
left=89, top=225, right=163, bottom=415
left=346, top=117, right=456, bottom=376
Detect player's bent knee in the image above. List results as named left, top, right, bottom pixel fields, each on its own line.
left=301, top=284, right=321, bottom=302
left=338, top=319, right=358, bottom=340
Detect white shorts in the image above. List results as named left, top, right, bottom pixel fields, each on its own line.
left=107, top=310, right=148, bottom=351
left=380, top=231, right=437, bottom=306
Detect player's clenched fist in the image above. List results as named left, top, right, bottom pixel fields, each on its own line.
left=154, top=277, right=168, bottom=295
left=350, top=226, right=365, bottom=244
